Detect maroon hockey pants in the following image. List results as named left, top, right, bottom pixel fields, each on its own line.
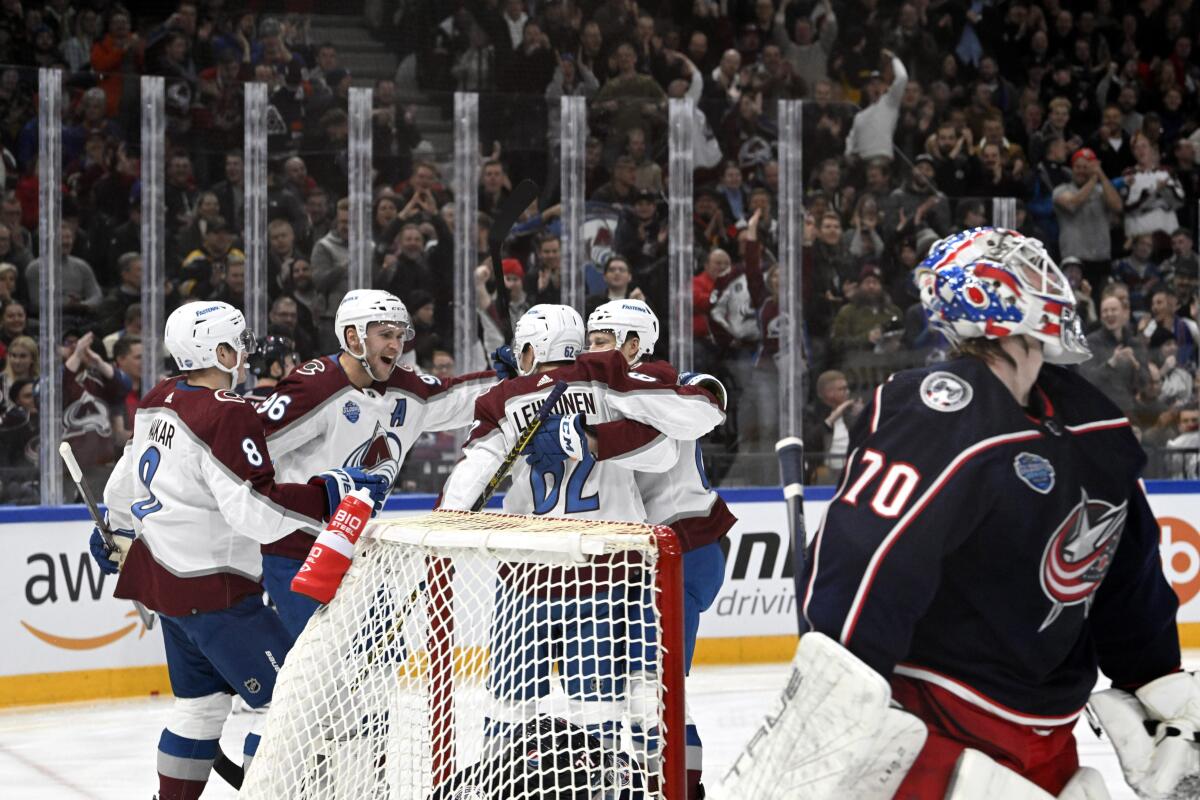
left=890, top=676, right=1080, bottom=799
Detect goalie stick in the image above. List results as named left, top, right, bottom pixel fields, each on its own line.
left=471, top=380, right=568, bottom=511
left=59, top=443, right=247, bottom=788
left=488, top=178, right=540, bottom=341
left=775, top=437, right=808, bottom=633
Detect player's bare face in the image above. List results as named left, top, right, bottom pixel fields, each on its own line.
left=363, top=322, right=403, bottom=376
left=587, top=331, right=617, bottom=353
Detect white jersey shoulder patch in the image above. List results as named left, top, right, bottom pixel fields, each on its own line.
left=919, top=371, right=973, bottom=413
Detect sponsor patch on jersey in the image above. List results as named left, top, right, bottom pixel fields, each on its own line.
left=342, top=400, right=361, bottom=423
left=1037, top=490, right=1127, bottom=631
left=919, top=371, right=973, bottom=412
left=1014, top=452, right=1055, bottom=494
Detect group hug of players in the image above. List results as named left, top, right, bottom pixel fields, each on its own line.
left=93, top=226, right=1200, bottom=800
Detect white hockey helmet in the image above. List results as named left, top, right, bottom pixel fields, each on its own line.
left=587, top=298, right=660, bottom=358
left=335, top=290, right=415, bottom=380
left=513, top=304, right=585, bottom=376
left=164, top=301, right=256, bottom=389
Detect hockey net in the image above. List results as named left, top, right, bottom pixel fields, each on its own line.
left=241, top=510, right=687, bottom=800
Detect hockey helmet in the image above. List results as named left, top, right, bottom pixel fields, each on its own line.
left=513, top=304, right=585, bottom=376
left=164, top=301, right=256, bottom=388
left=587, top=298, right=660, bottom=358
left=335, top=290, right=414, bottom=380
left=916, top=227, right=1091, bottom=365
left=251, top=334, right=298, bottom=379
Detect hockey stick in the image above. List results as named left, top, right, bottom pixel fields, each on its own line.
left=488, top=179, right=540, bottom=340
left=58, top=442, right=156, bottom=631
left=776, top=437, right=808, bottom=634
left=471, top=380, right=568, bottom=511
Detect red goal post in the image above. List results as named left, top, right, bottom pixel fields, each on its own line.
left=242, top=510, right=687, bottom=800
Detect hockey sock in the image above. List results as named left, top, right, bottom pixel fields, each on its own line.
left=156, top=729, right=218, bottom=800
left=242, top=732, right=259, bottom=775
left=686, top=721, right=703, bottom=800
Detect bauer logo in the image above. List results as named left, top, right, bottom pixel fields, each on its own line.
left=1160, top=516, right=1200, bottom=606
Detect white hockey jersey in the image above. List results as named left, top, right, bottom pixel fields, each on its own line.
left=104, top=378, right=328, bottom=616
left=259, top=354, right=495, bottom=560
left=439, top=350, right=725, bottom=521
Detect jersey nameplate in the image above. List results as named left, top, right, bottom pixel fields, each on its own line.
left=920, top=371, right=973, bottom=412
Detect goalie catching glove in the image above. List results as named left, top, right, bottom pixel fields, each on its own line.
left=88, top=524, right=134, bottom=575
left=1088, top=671, right=1200, bottom=799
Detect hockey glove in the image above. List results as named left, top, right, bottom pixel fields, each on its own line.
left=490, top=345, right=519, bottom=380
left=523, top=413, right=591, bottom=471
left=1089, top=671, right=1200, bottom=799
left=89, top=526, right=134, bottom=575
left=317, top=468, right=390, bottom=519
left=679, top=371, right=728, bottom=411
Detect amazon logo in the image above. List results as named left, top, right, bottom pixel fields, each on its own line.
left=20, top=552, right=150, bottom=650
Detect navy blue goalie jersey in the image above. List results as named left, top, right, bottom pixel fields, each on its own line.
left=803, top=357, right=1180, bottom=725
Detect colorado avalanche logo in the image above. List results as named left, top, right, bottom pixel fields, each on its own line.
left=344, top=422, right=401, bottom=488
left=1037, top=491, right=1127, bottom=631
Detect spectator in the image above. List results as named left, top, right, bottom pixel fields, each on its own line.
left=844, top=195, right=885, bottom=262
left=926, top=121, right=971, bottom=197
left=591, top=42, right=667, bottom=157
left=1053, top=147, right=1123, bottom=289
left=1124, top=133, right=1186, bottom=241
left=61, top=7, right=101, bottom=72
left=268, top=218, right=300, bottom=286
left=771, top=0, right=836, bottom=91
left=0, top=301, right=27, bottom=348
left=968, top=141, right=1026, bottom=198
left=1162, top=229, right=1199, bottom=301
left=25, top=223, right=103, bottom=320
left=475, top=259, right=529, bottom=353
left=91, top=8, right=142, bottom=119
left=1029, top=97, right=1079, bottom=167
left=176, top=216, right=239, bottom=302
left=625, top=127, right=662, bottom=194
left=0, top=193, right=30, bottom=254
left=526, top=234, right=562, bottom=306
left=430, top=349, right=456, bottom=381
left=845, top=49, right=907, bottom=164
left=0, top=335, right=36, bottom=410
left=1090, top=104, right=1136, bottom=178
left=97, top=252, right=141, bottom=336
left=802, top=369, right=863, bottom=484
left=591, top=155, right=638, bottom=205
left=102, top=303, right=142, bottom=362
left=883, top=155, right=951, bottom=238
left=278, top=257, right=318, bottom=331
left=478, top=159, right=511, bottom=217
left=175, top=191, right=224, bottom=258
left=1143, top=286, right=1199, bottom=365
left=61, top=330, right=126, bottom=489
left=110, top=335, right=142, bottom=437
left=1155, top=338, right=1194, bottom=407
left=452, top=23, right=495, bottom=93
left=585, top=255, right=644, bottom=319
left=211, top=252, right=246, bottom=310
left=0, top=262, right=17, bottom=307
left=311, top=197, right=350, bottom=351
left=378, top=223, right=436, bottom=313
left=407, top=289, right=441, bottom=363
left=268, top=295, right=317, bottom=361
left=1164, top=403, right=1199, bottom=478
left=1061, top=257, right=1098, bottom=331
left=1113, top=234, right=1164, bottom=311
left=829, top=263, right=903, bottom=365
left=164, top=152, right=198, bottom=236
left=1081, top=288, right=1150, bottom=414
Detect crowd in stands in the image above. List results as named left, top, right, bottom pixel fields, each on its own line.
left=0, top=0, right=1199, bottom=502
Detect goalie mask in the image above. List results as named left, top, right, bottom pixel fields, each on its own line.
left=587, top=299, right=660, bottom=358
left=164, top=301, right=256, bottom=390
left=916, top=227, right=1091, bottom=365
left=513, top=304, right=585, bottom=376
left=335, top=290, right=415, bottom=381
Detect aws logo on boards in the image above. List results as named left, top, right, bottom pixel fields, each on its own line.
left=19, top=551, right=151, bottom=650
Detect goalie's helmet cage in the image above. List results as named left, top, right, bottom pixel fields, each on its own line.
left=588, top=299, right=661, bottom=358
left=163, top=301, right=256, bottom=388
left=916, top=227, right=1091, bottom=365
left=240, top=511, right=688, bottom=800
left=513, top=304, right=585, bottom=376
left=335, top=289, right=415, bottom=380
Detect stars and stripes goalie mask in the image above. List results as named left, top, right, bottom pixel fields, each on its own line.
left=915, top=227, right=1091, bottom=365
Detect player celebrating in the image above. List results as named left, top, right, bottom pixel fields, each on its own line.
left=95, top=301, right=388, bottom=800
left=798, top=228, right=1184, bottom=798
left=586, top=298, right=734, bottom=798
left=256, top=289, right=496, bottom=638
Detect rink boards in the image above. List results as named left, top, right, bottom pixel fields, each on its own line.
left=1, top=482, right=1198, bottom=707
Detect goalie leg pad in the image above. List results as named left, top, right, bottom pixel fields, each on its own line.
left=710, top=632, right=926, bottom=800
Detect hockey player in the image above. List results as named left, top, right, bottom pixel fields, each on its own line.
left=798, top=228, right=1185, bottom=798
left=94, top=301, right=389, bottom=800
left=256, top=289, right=496, bottom=638
left=242, top=334, right=298, bottom=403
left=586, top=297, right=735, bottom=798
left=438, top=304, right=725, bottom=768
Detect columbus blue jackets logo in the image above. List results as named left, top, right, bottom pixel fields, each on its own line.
left=342, top=400, right=361, bottom=423
left=1037, top=491, right=1127, bottom=631
left=919, top=371, right=973, bottom=412
left=1014, top=452, right=1055, bottom=494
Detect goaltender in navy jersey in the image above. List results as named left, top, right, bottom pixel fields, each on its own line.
left=440, top=349, right=725, bottom=520
left=104, top=377, right=328, bottom=616
left=259, top=354, right=494, bottom=560
left=803, top=357, right=1180, bottom=724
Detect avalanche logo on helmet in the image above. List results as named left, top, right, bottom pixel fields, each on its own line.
left=1037, top=490, right=1127, bottom=631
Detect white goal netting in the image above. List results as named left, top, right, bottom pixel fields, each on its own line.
left=241, top=510, right=686, bottom=800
